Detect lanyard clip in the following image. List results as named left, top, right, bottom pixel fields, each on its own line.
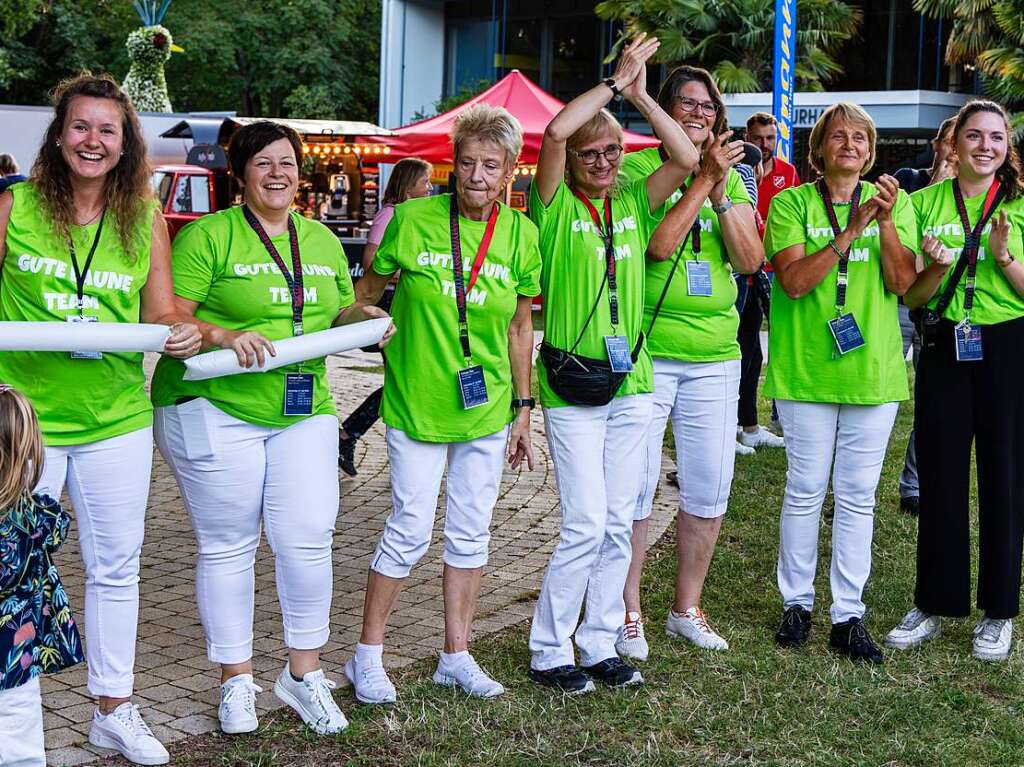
left=293, top=320, right=304, bottom=337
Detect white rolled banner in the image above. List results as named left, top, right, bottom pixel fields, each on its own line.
left=0, top=321, right=170, bottom=352
left=183, top=317, right=390, bottom=381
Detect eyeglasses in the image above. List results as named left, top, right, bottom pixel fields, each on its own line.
left=677, top=97, right=720, bottom=118
left=570, top=144, right=623, bottom=166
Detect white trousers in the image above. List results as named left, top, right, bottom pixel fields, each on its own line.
left=0, top=678, right=45, bottom=767
left=371, top=426, right=508, bottom=578
left=36, top=426, right=153, bottom=698
left=635, top=358, right=740, bottom=521
left=775, top=399, right=899, bottom=623
left=154, top=399, right=339, bottom=664
left=530, top=394, right=653, bottom=669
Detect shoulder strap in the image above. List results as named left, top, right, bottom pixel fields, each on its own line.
left=646, top=229, right=694, bottom=336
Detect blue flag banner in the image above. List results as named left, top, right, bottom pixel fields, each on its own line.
left=772, top=0, right=796, bottom=163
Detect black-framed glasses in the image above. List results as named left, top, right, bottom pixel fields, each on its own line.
left=678, top=97, right=720, bottom=117
left=570, top=144, right=624, bottom=165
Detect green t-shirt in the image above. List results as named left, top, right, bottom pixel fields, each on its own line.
left=762, top=181, right=916, bottom=404
left=912, top=178, right=1024, bottom=325
left=0, top=182, right=155, bottom=445
left=373, top=194, right=541, bottom=442
left=529, top=178, right=658, bottom=408
left=620, top=148, right=753, bottom=361
left=150, top=206, right=354, bottom=428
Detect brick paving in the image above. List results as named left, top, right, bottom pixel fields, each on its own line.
left=42, top=350, right=679, bottom=766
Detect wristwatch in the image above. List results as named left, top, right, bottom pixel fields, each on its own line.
left=602, top=77, right=623, bottom=101
left=511, top=397, right=536, bottom=410
left=712, top=197, right=734, bottom=214
left=997, top=252, right=1015, bottom=268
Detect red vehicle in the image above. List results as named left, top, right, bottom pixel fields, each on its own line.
left=151, top=163, right=232, bottom=240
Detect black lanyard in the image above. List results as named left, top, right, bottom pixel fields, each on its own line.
left=571, top=189, right=619, bottom=326
left=952, top=178, right=1002, bottom=317
left=449, top=193, right=499, bottom=360
left=243, top=205, right=304, bottom=336
left=817, top=179, right=863, bottom=309
left=68, top=210, right=107, bottom=315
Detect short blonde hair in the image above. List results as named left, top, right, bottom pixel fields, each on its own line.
left=0, top=385, right=43, bottom=514
left=807, top=102, right=877, bottom=176
left=451, top=103, right=523, bottom=168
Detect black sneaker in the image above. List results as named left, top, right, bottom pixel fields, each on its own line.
left=527, top=665, right=595, bottom=695
left=666, top=471, right=679, bottom=488
left=775, top=606, right=812, bottom=647
left=830, top=617, right=884, bottom=663
left=900, top=496, right=920, bottom=516
left=338, top=434, right=357, bottom=477
left=581, top=657, right=643, bottom=688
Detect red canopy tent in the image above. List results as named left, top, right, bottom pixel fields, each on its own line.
left=360, top=70, right=660, bottom=165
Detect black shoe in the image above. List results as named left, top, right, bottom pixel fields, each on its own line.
left=581, top=657, right=643, bottom=688
left=338, top=434, right=357, bottom=477
left=830, top=617, right=884, bottom=663
left=900, top=496, right=919, bottom=516
left=775, top=606, right=812, bottom=647
left=527, top=665, right=595, bottom=695
left=666, top=471, right=679, bottom=488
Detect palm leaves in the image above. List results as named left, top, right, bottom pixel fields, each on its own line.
left=596, top=0, right=862, bottom=92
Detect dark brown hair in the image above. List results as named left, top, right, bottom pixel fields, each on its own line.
left=0, top=154, right=18, bottom=175
left=30, top=72, right=151, bottom=262
left=0, top=385, right=43, bottom=514
left=382, top=158, right=432, bottom=205
left=746, top=112, right=777, bottom=131
left=656, top=65, right=728, bottom=150
left=952, top=100, right=1024, bottom=201
left=227, top=121, right=304, bottom=183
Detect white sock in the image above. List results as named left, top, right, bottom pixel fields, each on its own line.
left=439, top=650, right=469, bottom=669
left=355, top=642, right=384, bottom=666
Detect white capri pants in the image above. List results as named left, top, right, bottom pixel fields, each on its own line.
left=529, top=394, right=652, bottom=670
left=775, top=399, right=899, bottom=624
left=154, top=398, right=339, bottom=664
left=371, top=426, right=508, bottom=578
left=36, top=426, right=153, bottom=698
left=635, top=358, right=741, bottom=521
left=0, top=678, right=45, bottom=767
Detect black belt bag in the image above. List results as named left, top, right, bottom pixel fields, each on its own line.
left=539, top=333, right=645, bottom=407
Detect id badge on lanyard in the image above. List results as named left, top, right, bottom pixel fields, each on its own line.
left=684, top=220, right=712, bottom=297
left=67, top=314, right=102, bottom=360
left=67, top=211, right=107, bottom=360
left=828, top=312, right=866, bottom=355
left=955, top=319, right=983, bottom=361
left=817, top=181, right=866, bottom=357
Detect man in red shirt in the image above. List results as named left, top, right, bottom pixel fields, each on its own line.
left=746, top=112, right=800, bottom=221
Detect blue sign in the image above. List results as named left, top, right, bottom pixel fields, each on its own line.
left=772, top=0, right=796, bottom=163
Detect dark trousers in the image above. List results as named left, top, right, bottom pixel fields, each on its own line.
left=737, top=281, right=764, bottom=428
left=914, top=316, right=1024, bottom=619
left=342, top=385, right=383, bottom=439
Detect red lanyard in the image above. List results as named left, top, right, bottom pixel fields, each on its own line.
left=449, top=193, right=499, bottom=360
left=571, top=188, right=619, bottom=326
left=243, top=205, right=305, bottom=336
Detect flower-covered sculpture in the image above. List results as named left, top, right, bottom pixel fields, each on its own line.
left=122, top=1, right=181, bottom=113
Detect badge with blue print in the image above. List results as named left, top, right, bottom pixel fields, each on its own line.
left=67, top=314, right=103, bottom=360
left=827, top=312, right=866, bottom=355
left=685, top=260, right=713, bottom=297
left=954, top=320, right=983, bottom=362
left=604, top=334, right=633, bottom=373
left=457, top=365, right=489, bottom=409
left=283, top=373, right=314, bottom=416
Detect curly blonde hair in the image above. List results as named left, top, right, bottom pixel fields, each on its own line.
left=30, top=72, right=152, bottom=263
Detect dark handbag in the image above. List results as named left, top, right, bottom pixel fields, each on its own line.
left=539, top=334, right=645, bottom=406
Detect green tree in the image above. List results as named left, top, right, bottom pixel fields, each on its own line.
left=595, top=0, right=862, bottom=93
left=913, top=0, right=1024, bottom=135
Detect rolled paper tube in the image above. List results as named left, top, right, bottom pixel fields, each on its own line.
left=0, top=321, right=171, bottom=352
left=183, top=317, right=391, bottom=381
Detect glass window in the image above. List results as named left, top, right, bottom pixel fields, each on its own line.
left=171, top=176, right=192, bottom=214
left=445, top=19, right=494, bottom=96
left=503, top=18, right=542, bottom=84
left=190, top=175, right=211, bottom=213
left=550, top=16, right=601, bottom=103
left=151, top=171, right=173, bottom=208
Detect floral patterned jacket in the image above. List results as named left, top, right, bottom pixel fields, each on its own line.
left=0, top=492, right=83, bottom=690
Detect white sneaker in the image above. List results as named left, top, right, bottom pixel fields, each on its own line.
left=615, top=611, right=649, bottom=662
left=432, top=652, right=505, bottom=698
left=344, top=655, right=397, bottom=704
left=738, top=426, right=785, bottom=449
left=735, top=441, right=755, bottom=456
left=219, top=673, right=262, bottom=734
left=89, top=703, right=169, bottom=765
left=884, top=607, right=941, bottom=649
left=273, top=665, right=348, bottom=734
left=973, top=616, right=1012, bottom=661
left=666, top=607, right=729, bottom=650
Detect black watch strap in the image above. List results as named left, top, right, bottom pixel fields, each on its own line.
left=603, top=78, right=622, bottom=100
left=511, top=397, right=536, bottom=410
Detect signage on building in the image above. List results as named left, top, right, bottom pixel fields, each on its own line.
left=772, top=0, right=796, bottom=162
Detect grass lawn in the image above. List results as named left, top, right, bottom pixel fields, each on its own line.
left=174, top=378, right=1024, bottom=767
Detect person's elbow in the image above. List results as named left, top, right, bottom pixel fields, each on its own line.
left=645, top=242, right=673, bottom=262
left=544, top=123, right=571, bottom=145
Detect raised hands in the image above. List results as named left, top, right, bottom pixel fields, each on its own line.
left=872, top=174, right=900, bottom=221
left=989, top=210, right=1013, bottom=264
left=610, top=33, right=660, bottom=104
left=921, top=235, right=955, bottom=268
left=699, top=132, right=746, bottom=197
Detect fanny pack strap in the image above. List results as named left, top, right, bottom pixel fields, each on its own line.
left=646, top=229, right=693, bottom=337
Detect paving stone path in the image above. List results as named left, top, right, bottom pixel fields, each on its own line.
left=42, top=350, right=678, bottom=766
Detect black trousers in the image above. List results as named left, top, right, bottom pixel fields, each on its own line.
left=736, top=283, right=764, bottom=428
left=914, top=316, right=1024, bottom=619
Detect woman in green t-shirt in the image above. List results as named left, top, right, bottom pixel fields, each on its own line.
left=340, top=104, right=542, bottom=705
left=614, top=65, right=764, bottom=662
left=527, top=35, right=700, bottom=694
left=764, top=102, right=917, bottom=663
left=885, top=100, right=1024, bottom=662
left=0, top=74, right=201, bottom=766
left=151, top=121, right=390, bottom=737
